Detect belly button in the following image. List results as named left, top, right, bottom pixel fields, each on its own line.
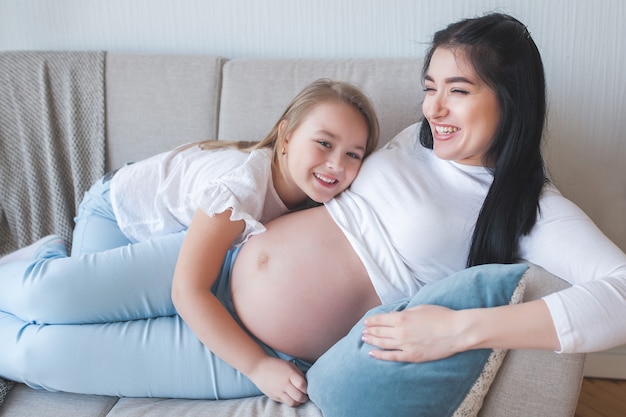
left=258, top=253, right=269, bottom=269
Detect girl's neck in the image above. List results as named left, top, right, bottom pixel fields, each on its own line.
left=271, top=163, right=308, bottom=210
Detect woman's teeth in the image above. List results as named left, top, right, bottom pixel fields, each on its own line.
left=435, top=126, right=459, bottom=134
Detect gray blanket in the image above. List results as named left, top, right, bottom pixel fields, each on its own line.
left=0, top=378, right=14, bottom=407
left=0, top=51, right=105, bottom=256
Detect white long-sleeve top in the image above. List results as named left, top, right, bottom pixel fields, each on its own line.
left=325, top=123, right=626, bottom=354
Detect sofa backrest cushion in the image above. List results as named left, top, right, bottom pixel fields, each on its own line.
left=218, top=58, right=424, bottom=147
left=105, top=53, right=226, bottom=171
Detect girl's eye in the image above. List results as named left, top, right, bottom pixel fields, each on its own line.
left=347, top=152, right=362, bottom=160
left=317, top=140, right=331, bottom=148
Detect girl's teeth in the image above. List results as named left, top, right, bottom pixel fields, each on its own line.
left=315, top=173, right=337, bottom=184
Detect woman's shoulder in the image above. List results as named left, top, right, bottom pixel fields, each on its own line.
left=372, top=123, right=432, bottom=164
left=535, top=188, right=583, bottom=228
left=538, top=183, right=583, bottom=215
left=383, top=123, right=420, bottom=150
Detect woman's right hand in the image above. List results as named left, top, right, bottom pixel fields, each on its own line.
left=248, top=356, right=308, bottom=406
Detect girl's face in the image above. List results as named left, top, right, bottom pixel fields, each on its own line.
left=278, top=101, right=369, bottom=205
left=422, top=47, right=500, bottom=166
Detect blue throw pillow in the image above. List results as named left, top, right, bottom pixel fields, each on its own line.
left=307, top=263, right=528, bottom=417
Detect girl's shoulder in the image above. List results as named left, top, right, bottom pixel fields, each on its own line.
left=181, top=144, right=272, bottom=171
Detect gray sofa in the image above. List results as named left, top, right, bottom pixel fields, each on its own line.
left=0, top=52, right=585, bottom=416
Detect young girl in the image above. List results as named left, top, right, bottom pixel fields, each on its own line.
left=0, top=78, right=379, bottom=405
left=169, top=79, right=377, bottom=405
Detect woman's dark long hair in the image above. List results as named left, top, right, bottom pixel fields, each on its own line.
left=419, top=13, right=548, bottom=267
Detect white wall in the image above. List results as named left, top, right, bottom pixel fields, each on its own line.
left=2, top=0, right=626, bottom=374
left=1, top=0, right=624, bottom=247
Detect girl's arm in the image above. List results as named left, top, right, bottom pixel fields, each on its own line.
left=172, top=209, right=308, bottom=406
left=362, top=300, right=559, bottom=362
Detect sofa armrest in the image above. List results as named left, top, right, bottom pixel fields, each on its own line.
left=479, top=263, right=586, bottom=417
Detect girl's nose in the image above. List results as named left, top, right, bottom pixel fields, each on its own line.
left=327, top=152, right=344, bottom=172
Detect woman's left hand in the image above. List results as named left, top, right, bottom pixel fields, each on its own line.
left=361, top=304, right=466, bottom=363
left=362, top=299, right=561, bottom=362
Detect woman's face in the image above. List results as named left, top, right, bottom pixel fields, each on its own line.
left=422, top=47, right=500, bottom=166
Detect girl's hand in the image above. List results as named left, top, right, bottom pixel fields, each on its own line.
left=362, top=304, right=465, bottom=363
left=248, top=356, right=308, bottom=407
left=174, top=210, right=309, bottom=405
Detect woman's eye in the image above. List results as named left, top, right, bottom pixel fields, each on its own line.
left=423, top=87, right=436, bottom=93
left=451, top=88, right=469, bottom=95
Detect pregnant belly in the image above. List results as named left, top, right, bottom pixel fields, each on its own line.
left=230, top=206, right=380, bottom=363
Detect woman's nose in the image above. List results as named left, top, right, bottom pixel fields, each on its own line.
left=423, top=94, right=447, bottom=120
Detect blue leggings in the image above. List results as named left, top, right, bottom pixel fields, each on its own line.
left=0, top=178, right=308, bottom=399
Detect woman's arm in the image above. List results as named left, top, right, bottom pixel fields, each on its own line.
left=518, top=190, right=626, bottom=353
left=362, top=299, right=560, bottom=362
left=363, top=190, right=626, bottom=361
left=171, top=209, right=307, bottom=406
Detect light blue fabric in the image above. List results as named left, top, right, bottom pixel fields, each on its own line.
left=0, top=177, right=309, bottom=399
left=307, top=263, right=528, bottom=417
left=71, top=176, right=131, bottom=256
left=0, top=175, right=184, bottom=324
left=0, top=231, right=184, bottom=324
left=0, top=307, right=265, bottom=399
left=0, top=240, right=301, bottom=399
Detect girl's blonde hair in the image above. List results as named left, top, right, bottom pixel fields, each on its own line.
left=199, top=78, right=380, bottom=172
